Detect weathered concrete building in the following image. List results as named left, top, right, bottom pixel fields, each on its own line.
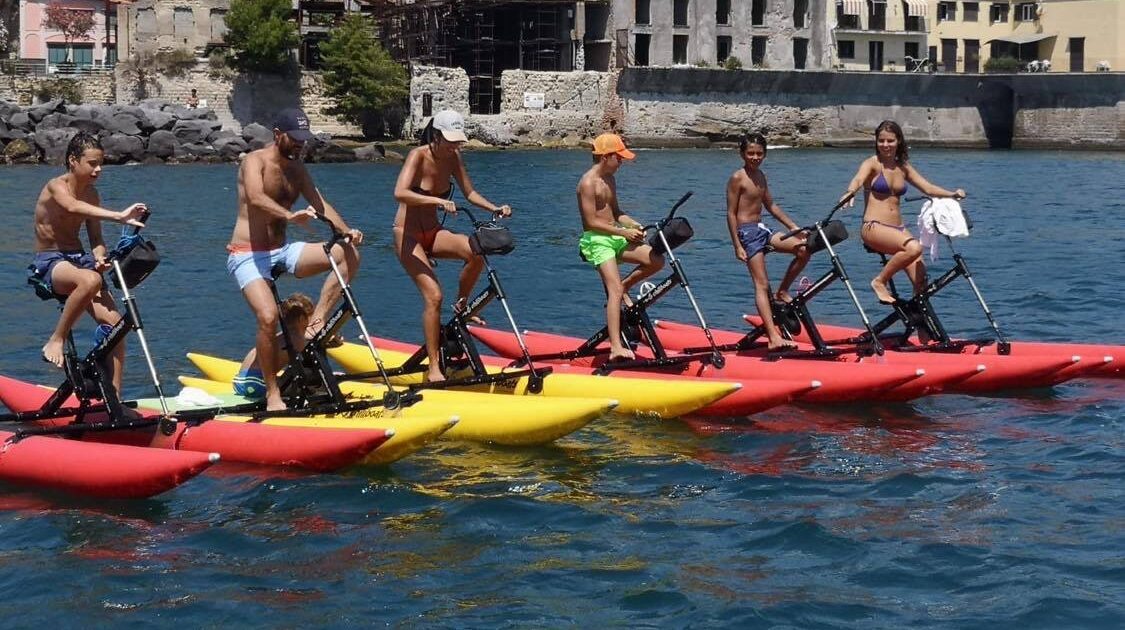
left=607, top=0, right=832, bottom=70
left=116, top=0, right=229, bottom=59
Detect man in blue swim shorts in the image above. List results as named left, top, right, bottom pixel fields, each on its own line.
left=727, top=133, right=810, bottom=350
left=228, top=107, right=364, bottom=411
left=30, top=131, right=148, bottom=397
left=576, top=133, right=665, bottom=360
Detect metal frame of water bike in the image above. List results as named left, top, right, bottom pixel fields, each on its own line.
left=266, top=213, right=423, bottom=410
left=515, top=191, right=728, bottom=375
left=831, top=195, right=1010, bottom=355
left=348, top=206, right=551, bottom=393
left=679, top=193, right=888, bottom=359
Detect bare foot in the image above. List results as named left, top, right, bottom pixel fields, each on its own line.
left=265, top=395, right=287, bottom=412
left=767, top=337, right=798, bottom=351
left=426, top=367, right=446, bottom=383
left=871, top=278, right=895, bottom=304
left=119, top=406, right=145, bottom=421
left=305, top=318, right=343, bottom=347
left=41, top=339, right=65, bottom=368
left=774, top=290, right=794, bottom=304
left=608, top=347, right=635, bottom=361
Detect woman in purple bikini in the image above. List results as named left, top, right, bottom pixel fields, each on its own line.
left=839, top=120, right=966, bottom=305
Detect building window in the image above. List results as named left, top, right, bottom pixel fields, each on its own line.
left=905, top=41, right=919, bottom=60
left=990, top=3, right=1009, bottom=23
left=938, top=2, right=956, bottom=21
left=869, top=0, right=887, bottom=30
left=793, top=0, right=808, bottom=28
left=71, top=44, right=93, bottom=66
left=905, top=15, right=925, bottom=31
left=837, top=4, right=859, bottom=30
left=47, top=44, right=68, bottom=65
left=751, top=35, right=767, bottom=65
left=674, top=0, right=689, bottom=27
left=173, top=7, right=194, bottom=41
left=673, top=34, right=688, bottom=64
left=210, top=9, right=228, bottom=42
left=716, top=0, right=731, bottom=25
left=634, top=33, right=650, bottom=65
left=137, top=8, right=157, bottom=36
left=717, top=35, right=732, bottom=62
left=1016, top=3, right=1037, bottom=21
left=752, top=0, right=767, bottom=27
left=838, top=40, right=855, bottom=59
left=793, top=37, right=808, bottom=69
left=963, top=2, right=978, bottom=21
left=635, top=0, right=650, bottom=25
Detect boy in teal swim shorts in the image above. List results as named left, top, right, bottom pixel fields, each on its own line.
left=576, top=133, right=665, bottom=360
left=232, top=292, right=314, bottom=398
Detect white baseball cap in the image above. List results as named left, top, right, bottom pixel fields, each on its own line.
left=431, top=110, right=468, bottom=143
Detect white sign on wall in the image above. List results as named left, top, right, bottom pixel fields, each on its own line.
left=523, top=92, right=545, bottom=109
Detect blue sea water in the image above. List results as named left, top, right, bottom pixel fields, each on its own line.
left=0, top=147, right=1122, bottom=628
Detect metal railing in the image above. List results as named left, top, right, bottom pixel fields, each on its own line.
left=1, top=58, right=116, bottom=76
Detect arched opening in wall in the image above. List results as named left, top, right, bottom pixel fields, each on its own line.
left=976, top=80, right=1014, bottom=148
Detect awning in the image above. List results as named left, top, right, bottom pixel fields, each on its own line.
left=903, top=0, right=926, bottom=17
left=839, top=0, right=864, bottom=16
left=985, top=32, right=1057, bottom=45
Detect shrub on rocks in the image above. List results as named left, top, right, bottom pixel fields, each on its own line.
left=4, top=138, right=41, bottom=164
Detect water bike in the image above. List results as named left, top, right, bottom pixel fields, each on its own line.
left=468, top=193, right=961, bottom=404
left=0, top=216, right=394, bottom=498
left=650, top=196, right=1107, bottom=390
left=181, top=212, right=618, bottom=446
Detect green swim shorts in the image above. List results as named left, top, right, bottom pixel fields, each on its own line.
left=578, top=230, right=629, bottom=267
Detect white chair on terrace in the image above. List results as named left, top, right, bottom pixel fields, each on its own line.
left=1040, top=60, right=1051, bottom=72
left=1026, top=60, right=1040, bottom=72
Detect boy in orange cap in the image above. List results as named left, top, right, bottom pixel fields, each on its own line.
left=576, top=133, right=665, bottom=360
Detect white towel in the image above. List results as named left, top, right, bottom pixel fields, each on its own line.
left=917, top=198, right=969, bottom=261
left=175, top=386, right=223, bottom=407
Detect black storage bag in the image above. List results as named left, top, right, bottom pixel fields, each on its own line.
left=804, top=220, right=848, bottom=255
left=648, top=217, right=694, bottom=255
left=111, top=236, right=161, bottom=289
left=469, top=221, right=515, bottom=256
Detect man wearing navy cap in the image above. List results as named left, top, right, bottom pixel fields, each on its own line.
left=225, top=107, right=364, bottom=411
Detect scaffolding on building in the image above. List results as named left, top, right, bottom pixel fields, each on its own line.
left=355, top=0, right=582, bottom=114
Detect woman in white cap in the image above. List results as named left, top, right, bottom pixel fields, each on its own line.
left=392, top=109, right=511, bottom=382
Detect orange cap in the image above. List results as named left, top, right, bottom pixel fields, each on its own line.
left=592, top=133, right=636, bottom=160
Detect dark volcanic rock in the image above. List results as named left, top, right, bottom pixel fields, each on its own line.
left=145, top=130, right=177, bottom=159
left=32, top=128, right=78, bottom=164
left=36, top=113, right=78, bottom=131
left=8, top=112, right=32, bottom=131
left=213, top=135, right=249, bottom=160
left=172, top=119, right=222, bottom=144
left=102, top=133, right=146, bottom=163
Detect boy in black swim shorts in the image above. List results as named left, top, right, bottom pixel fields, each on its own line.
left=29, top=131, right=148, bottom=392
left=726, top=133, right=810, bottom=351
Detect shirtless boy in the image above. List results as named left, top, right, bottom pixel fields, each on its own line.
left=726, top=133, right=810, bottom=351
left=576, top=133, right=664, bottom=361
left=29, top=131, right=148, bottom=393
left=227, top=107, right=363, bottom=411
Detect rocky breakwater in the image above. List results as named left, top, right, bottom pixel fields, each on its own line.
left=0, top=98, right=389, bottom=165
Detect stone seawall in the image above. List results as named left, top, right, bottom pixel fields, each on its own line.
left=616, top=68, right=1125, bottom=150
left=1, top=73, right=116, bottom=106
left=410, top=65, right=1125, bottom=151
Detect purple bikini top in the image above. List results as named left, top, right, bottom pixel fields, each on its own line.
left=870, top=171, right=907, bottom=197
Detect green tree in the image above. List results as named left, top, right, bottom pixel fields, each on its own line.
left=223, top=0, right=298, bottom=73
left=319, top=14, right=408, bottom=138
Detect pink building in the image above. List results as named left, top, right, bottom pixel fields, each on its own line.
left=19, top=0, right=118, bottom=68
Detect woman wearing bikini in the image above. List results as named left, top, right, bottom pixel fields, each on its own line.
left=839, top=120, right=965, bottom=307
left=392, top=110, right=511, bottom=382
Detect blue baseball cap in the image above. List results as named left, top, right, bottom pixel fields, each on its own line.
left=273, top=107, right=313, bottom=142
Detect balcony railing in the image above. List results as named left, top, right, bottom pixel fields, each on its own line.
left=1, top=58, right=116, bottom=76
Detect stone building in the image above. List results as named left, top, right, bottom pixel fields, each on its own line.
left=116, top=0, right=229, bottom=59
left=606, top=0, right=832, bottom=70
